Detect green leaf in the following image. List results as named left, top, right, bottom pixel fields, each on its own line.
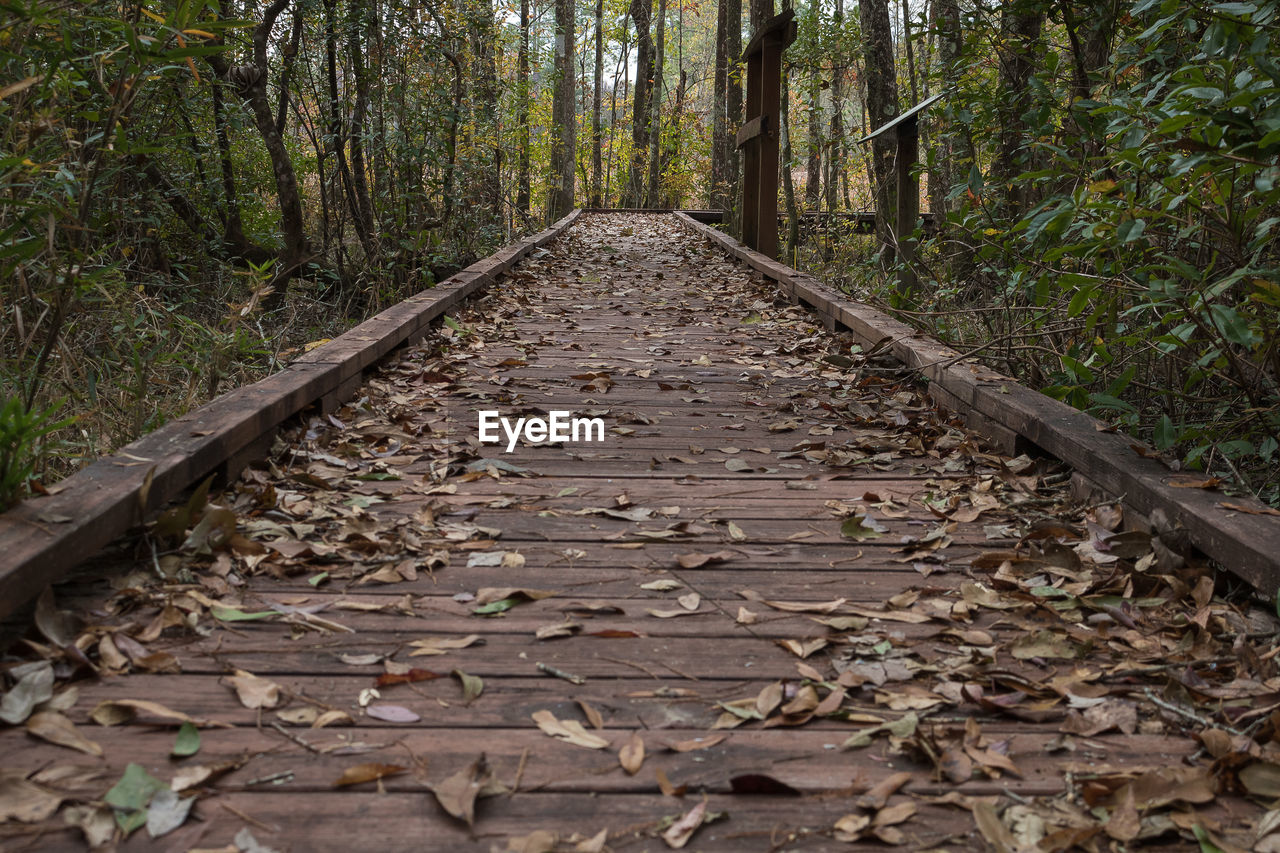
left=473, top=596, right=522, bottom=615
left=840, top=516, right=883, bottom=540
left=105, top=763, right=166, bottom=834
left=210, top=605, right=276, bottom=622
left=452, top=669, right=484, bottom=702
left=308, top=572, right=330, bottom=587
left=171, top=722, right=200, bottom=757
left=1154, top=414, right=1176, bottom=450
left=354, top=471, right=400, bottom=481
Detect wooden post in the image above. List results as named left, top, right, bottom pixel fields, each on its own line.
left=736, top=10, right=795, bottom=259
left=895, top=115, right=919, bottom=296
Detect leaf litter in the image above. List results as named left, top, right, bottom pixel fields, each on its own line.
left=2, top=213, right=1278, bottom=850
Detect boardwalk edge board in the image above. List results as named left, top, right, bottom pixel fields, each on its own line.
left=674, top=211, right=1280, bottom=599
left=0, top=211, right=581, bottom=621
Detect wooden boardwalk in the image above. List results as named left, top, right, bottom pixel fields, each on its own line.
left=3, top=213, right=1277, bottom=851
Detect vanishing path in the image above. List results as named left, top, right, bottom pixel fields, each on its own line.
left=3, top=214, right=1273, bottom=851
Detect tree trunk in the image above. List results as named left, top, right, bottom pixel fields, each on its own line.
left=992, top=4, right=1043, bottom=216
left=928, top=0, right=963, bottom=239
left=591, top=0, right=604, bottom=207
left=858, top=0, right=898, bottom=261
left=471, top=0, right=502, bottom=219
left=804, top=74, right=821, bottom=210
left=646, top=0, right=666, bottom=206
left=517, top=0, right=532, bottom=216
left=275, top=6, right=302, bottom=137
left=210, top=0, right=308, bottom=301
left=749, top=0, right=771, bottom=31
left=348, top=0, right=376, bottom=246
left=781, top=63, right=799, bottom=262
left=548, top=0, right=577, bottom=220
left=725, top=0, right=742, bottom=227
left=825, top=0, right=844, bottom=215
left=624, top=0, right=652, bottom=207
left=710, top=0, right=728, bottom=209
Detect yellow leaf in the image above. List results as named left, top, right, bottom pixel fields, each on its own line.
left=140, top=6, right=166, bottom=22
left=1089, top=179, right=1117, bottom=194
left=183, top=28, right=217, bottom=39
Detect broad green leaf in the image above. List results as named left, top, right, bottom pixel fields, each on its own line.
left=171, top=722, right=200, bottom=757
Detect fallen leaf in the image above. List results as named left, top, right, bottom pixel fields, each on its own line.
left=0, top=661, right=54, bottom=725
left=222, top=670, right=282, bottom=709
left=90, top=699, right=205, bottom=727
left=145, top=788, right=194, bottom=838
left=532, top=710, right=610, bottom=749
left=856, top=771, right=913, bottom=809
left=620, top=732, right=645, bottom=774
left=777, top=638, right=828, bottom=659
left=408, top=634, right=484, bottom=656
left=171, top=722, right=201, bottom=757
left=675, top=550, right=734, bottom=569
left=376, top=668, right=444, bottom=687
left=25, top=711, right=102, bottom=756
left=662, top=797, right=708, bottom=848
left=0, top=770, right=63, bottom=823
left=332, top=763, right=407, bottom=788
left=641, top=579, right=683, bottom=591
left=453, top=669, right=484, bottom=702
left=105, top=763, right=166, bottom=834
left=433, top=755, right=506, bottom=828
left=365, top=704, right=421, bottom=723
left=665, top=733, right=728, bottom=752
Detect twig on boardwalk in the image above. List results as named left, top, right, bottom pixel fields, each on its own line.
left=270, top=721, right=321, bottom=754
left=221, top=802, right=279, bottom=833
left=536, top=661, right=586, bottom=684
left=511, top=746, right=530, bottom=793
left=1142, top=688, right=1244, bottom=736
left=598, top=656, right=663, bottom=680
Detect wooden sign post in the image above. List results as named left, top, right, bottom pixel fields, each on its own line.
left=736, top=10, right=796, bottom=260
left=857, top=91, right=946, bottom=296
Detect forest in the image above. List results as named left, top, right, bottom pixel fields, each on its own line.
left=1, top=0, right=1278, bottom=507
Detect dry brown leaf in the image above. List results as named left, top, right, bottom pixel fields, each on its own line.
left=531, top=710, right=610, bottom=749
left=408, top=634, right=484, bottom=656
left=619, top=731, right=645, bottom=775
left=433, top=755, right=505, bottom=828
left=90, top=699, right=212, bottom=727
left=25, top=711, right=102, bottom=756
left=662, top=797, right=708, bottom=849
left=665, top=733, right=727, bottom=752
left=856, top=771, right=913, bottom=809
left=0, top=770, right=62, bottom=823
left=332, top=762, right=407, bottom=788
left=474, top=587, right=557, bottom=605
left=675, top=550, right=734, bottom=569
left=1105, top=786, right=1140, bottom=841
left=777, top=637, right=828, bottom=658
left=576, top=700, right=604, bottom=730
left=222, top=670, right=282, bottom=709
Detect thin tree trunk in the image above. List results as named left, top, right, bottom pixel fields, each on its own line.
left=804, top=74, right=821, bottom=210
left=646, top=0, right=666, bottom=206
left=275, top=6, right=302, bottom=137
left=548, top=0, right=576, bottom=220
left=348, top=0, right=376, bottom=245
left=591, top=0, right=604, bottom=206
left=606, top=12, right=631, bottom=205
left=624, top=0, right=652, bottom=207
left=781, top=63, right=799, bottom=262
left=825, top=0, right=844, bottom=215
left=725, top=0, right=741, bottom=227
left=858, top=0, right=898, bottom=261
left=710, top=0, right=729, bottom=209
left=993, top=4, right=1043, bottom=216
left=517, top=0, right=532, bottom=216
left=210, top=0, right=308, bottom=301
left=902, top=0, right=918, bottom=103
